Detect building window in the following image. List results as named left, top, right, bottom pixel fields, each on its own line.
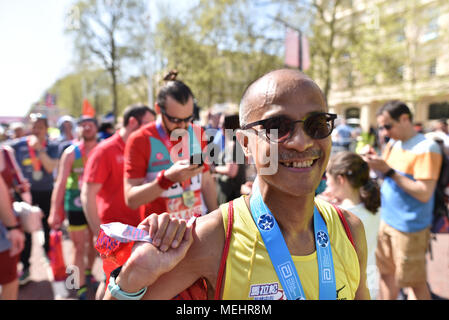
left=422, top=8, right=439, bottom=42
left=429, top=102, right=449, bottom=120
left=397, top=65, right=404, bottom=80
left=429, top=59, right=437, bottom=77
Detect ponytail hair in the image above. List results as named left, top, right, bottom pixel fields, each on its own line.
left=327, top=151, right=380, bottom=214
left=157, top=70, right=194, bottom=109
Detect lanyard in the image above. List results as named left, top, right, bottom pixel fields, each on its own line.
left=156, top=118, right=175, bottom=150
left=27, top=137, right=46, bottom=171
left=250, top=180, right=336, bottom=300
left=156, top=119, right=194, bottom=190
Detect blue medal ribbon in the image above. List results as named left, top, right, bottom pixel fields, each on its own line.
left=250, top=180, right=336, bottom=300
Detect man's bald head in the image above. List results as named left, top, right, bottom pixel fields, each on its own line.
left=239, top=69, right=327, bottom=127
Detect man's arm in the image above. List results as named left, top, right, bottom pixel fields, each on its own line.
left=37, top=148, right=58, bottom=173
left=104, top=208, right=225, bottom=300
left=364, top=155, right=438, bottom=203
left=124, top=177, right=166, bottom=209
left=0, top=175, right=24, bottom=256
left=340, top=208, right=371, bottom=300
left=201, top=170, right=218, bottom=212
left=81, top=182, right=102, bottom=236
left=124, top=161, right=205, bottom=209
left=48, top=149, right=73, bottom=229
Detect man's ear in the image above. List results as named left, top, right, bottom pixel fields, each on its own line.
left=236, top=129, right=252, bottom=158
left=337, top=174, right=346, bottom=185
left=128, top=116, right=139, bottom=130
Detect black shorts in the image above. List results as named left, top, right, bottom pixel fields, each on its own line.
left=67, top=210, right=88, bottom=231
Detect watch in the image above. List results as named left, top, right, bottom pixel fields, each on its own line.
left=385, top=168, right=396, bottom=178
left=6, top=225, right=20, bottom=231
left=108, top=267, right=147, bottom=300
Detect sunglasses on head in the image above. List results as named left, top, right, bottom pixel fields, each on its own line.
left=161, top=109, right=194, bottom=124
left=378, top=124, right=392, bottom=131
left=242, top=112, right=337, bottom=143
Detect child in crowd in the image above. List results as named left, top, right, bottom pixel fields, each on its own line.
left=320, top=151, right=381, bottom=299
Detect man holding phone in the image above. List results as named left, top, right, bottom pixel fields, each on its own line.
left=124, top=76, right=218, bottom=222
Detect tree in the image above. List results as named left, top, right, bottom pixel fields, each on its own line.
left=153, top=0, right=283, bottom=109
left=66, top=0, right=150, bottom=122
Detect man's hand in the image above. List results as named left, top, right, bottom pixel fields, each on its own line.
left=362, top=153, right=390, bottom=174
left=112, top=213, right=195, bottom=294
left=7, top=229, right=24, bottom=257
left=48, top=207, right=64, bottom=230
left=164, top=159, right=203, bottom=183
left=27, top=135, right=43, bottom=151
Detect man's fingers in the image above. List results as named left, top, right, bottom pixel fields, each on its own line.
left=152, top=213, right=170, bottom=247
left=171, top=220, right=187, bottom=249
left=159, top=218, right=181, bottom=252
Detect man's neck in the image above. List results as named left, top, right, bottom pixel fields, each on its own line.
left=255, top=178, right=316, bottom=255
left=400, top=126, right=418, bottom=142
left=37, top=135, right=46, bottom=144
left=119, top=127, right=130, bottom=142
left=82, top=138, right=97, bottom=153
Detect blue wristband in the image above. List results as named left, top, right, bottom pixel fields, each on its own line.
left=108, top=267, right=147, bottom=300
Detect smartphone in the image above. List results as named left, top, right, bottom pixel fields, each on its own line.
left=189, top=153, right=204, bottom=166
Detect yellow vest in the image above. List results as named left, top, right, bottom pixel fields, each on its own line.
left=220, top=195, right=360, bottom=300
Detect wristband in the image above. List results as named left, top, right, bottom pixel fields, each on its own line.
left=108, top=267, right=147, bottom=300
left=385, top=168, right=396, bottom=178
left=6, top=225, right=20, bottom=231
left=156, top=170, right=174, bottom=190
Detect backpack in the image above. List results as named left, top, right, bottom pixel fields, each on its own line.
left=431, top=142, right=449, bottom=234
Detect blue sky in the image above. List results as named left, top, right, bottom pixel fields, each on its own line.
left=0, top=0, right=75, bottom=117
left=0, top=0, right=193, bottom=117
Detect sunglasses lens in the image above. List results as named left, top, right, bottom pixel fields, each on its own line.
left=305, top=113, right=334, bottom=139
left=262, top=117, right=292, bottom=142
left=379, top=124, right=392, bottom=130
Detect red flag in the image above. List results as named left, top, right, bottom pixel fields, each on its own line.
left=301, top=34, right=310, bottom=71
left=285, top=28, right=300, bottom=68
left=82, top=98, right=95, bottom=117
left=284, top=28, right=310, bottom=71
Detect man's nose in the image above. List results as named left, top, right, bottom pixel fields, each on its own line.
left=283, top=124, right=314, bottom=152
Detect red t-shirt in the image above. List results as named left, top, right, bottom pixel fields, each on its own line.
left=124, top=121, right=210, bottom=220
left=84, top=132, right=141, bottom=227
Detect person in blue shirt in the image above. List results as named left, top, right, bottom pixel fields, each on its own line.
left=364, top=101, right=442, bottom=300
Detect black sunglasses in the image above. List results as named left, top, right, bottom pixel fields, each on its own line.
left=378, top=124, right=393, bottom=131
left=161, top=109, right=194, bottom=124
left=242, top=112, right=337, bottom=143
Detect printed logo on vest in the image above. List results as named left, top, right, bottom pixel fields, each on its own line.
left=156, top=152, right=164, bottom=160
left=249, top=282, right=286, bottom=300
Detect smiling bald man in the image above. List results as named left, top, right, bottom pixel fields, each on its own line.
left=104, top=69, right=370, bottom=301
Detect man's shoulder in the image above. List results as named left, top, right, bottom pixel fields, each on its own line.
left=129, top=122, right=158, bottom=143
left=10, top=137, right=26, bottom=148
left=191, top=209, right=225, bottom=259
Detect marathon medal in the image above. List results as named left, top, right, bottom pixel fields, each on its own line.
left=32, top=170, right=43, bottom=181
left=182, top=190, right=196, bottom=208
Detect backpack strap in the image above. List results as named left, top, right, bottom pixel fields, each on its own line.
left=332, top=204, right=355, bottom=249
left=214, top=200, right=234, bottom=300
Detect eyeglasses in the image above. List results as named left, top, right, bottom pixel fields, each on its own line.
left=161, top=109, right=194, bottom=124
left=242, top=112, right=337, bottom=143
left=378, top=124, right=393, bottom=131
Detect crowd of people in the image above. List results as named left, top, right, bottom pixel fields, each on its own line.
left=0, top=69, right=447, bottom=300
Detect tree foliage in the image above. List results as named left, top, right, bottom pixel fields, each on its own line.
left=65, top=0, right=150, bottom=121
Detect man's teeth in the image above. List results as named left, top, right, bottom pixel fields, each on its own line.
left=283, top=160, right=314, bottom=168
